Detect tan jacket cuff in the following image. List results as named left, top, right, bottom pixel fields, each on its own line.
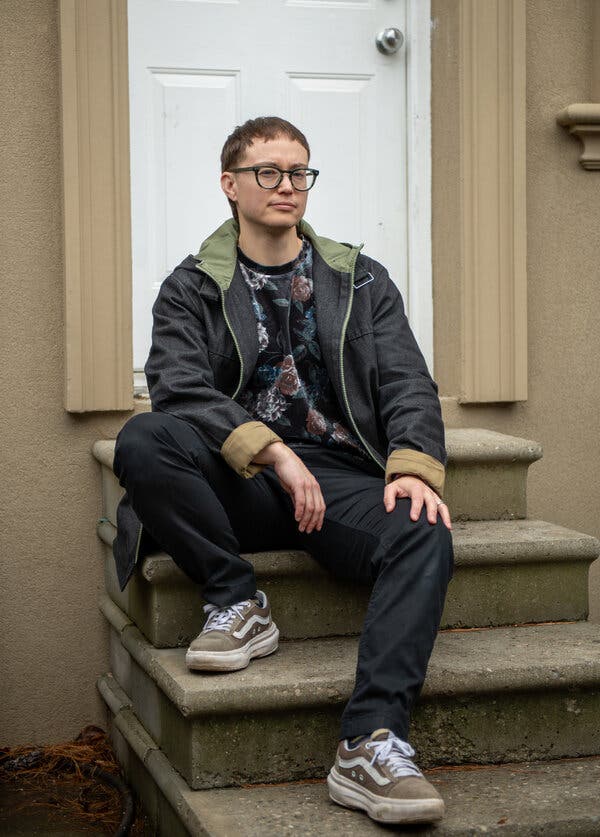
left=385, top=449, right=446, bottom=496
left=221, top=421, right=283, bottom=478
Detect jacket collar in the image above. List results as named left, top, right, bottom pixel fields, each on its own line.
left=195, top=218, right=363, bottom=290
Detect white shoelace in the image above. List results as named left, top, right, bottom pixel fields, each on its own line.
left=202, top=600, right=253, bottom=633
left=365, top=736, right=423, bottom=778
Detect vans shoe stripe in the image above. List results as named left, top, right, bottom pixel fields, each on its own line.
left=232, top=614, right=270, bottom=639
left=338, top=756, right=392, bottom=786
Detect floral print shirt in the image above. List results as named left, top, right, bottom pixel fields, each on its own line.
left=238, top=239, right=366, bottom=457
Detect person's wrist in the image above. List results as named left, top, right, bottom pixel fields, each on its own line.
left=253, top=440, right=292, bottom=466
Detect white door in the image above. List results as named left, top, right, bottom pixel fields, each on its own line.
left=128, top=0, right=432, bottom=374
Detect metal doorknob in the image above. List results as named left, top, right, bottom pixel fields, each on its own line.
left=376, top=27, right=404, bottom=55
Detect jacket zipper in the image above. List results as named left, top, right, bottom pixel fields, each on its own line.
left=218, top=287, right=244, bottom=400
left=197, top=263, right=245, bottom=400
left=339, top=266, right=385, bottom=473
left=133, top=521, right=144, bottom=567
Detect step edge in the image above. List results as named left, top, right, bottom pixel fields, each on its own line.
left=98, top=673, right=205, bottom=836
left=445, top=429, right=543, bottom=463
left=100, top=676, right=600, bottom=837
left=97, top=520, right=600, bottom=587
left=100, top=594, right=600, bottom=719
left=102, top=591, right=353, bottom=717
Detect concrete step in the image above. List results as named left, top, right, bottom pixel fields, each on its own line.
left=101, top=674, right=600, bottom=836
left=100, top=593, right=600, bottom=790
left=93, top=427, right=543, bottom=525
left=98, top=518, right=599, bottom=646
left=98, top=677, right=600, bottom=837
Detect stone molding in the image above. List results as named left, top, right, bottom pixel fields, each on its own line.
left=556, top=2, right=600, bottom=170
left=59, top=0, right=133, bottom=412
left=458, top=0, right=528, bottom=403
left=556, top=104, right=600, bottom=171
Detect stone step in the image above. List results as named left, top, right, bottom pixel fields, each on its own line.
left=100, top=593, right=600, bottom=790
left=98, top=518, right=599, bottom=646
left=92, top=427, right=543, bottom=524
left=98, top=678, right=600, bottom=837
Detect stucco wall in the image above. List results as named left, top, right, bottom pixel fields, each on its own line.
left=1, top=0, right=598, bottom=746
left=432, top=0, right=600, bottom=617
left=0, top=0, right=130, bottom=744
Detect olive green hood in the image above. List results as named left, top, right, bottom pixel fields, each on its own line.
left=195, top=218, right=362, bottom=290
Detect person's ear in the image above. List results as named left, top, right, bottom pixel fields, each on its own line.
left=221, top=171, right=237, bottom=203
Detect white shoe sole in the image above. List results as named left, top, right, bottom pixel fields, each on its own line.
left=327, top=767, right=445, bottom=824
left=185, top=622, right=279, bottom=672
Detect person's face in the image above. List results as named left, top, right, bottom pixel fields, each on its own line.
left=221, top=135, right=310, bottom=235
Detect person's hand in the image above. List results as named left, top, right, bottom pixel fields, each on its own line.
left=383, top=475, right=452, bottom=530
left=253, top=442, right=326, bottom=533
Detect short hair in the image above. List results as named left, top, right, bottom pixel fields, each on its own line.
left=221, top=116, right=310, bottom=172
left=221, top=117, right=311, bottom=219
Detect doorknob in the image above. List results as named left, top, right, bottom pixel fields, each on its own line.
left=376, top=28, right=404, bottom=55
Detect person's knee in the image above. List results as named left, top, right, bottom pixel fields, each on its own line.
left=113, top=412, right=172, bottom=480
left=385, top=508, right=453, bottom=580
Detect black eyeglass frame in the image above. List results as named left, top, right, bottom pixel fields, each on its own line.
left=229, top=165, right=320, bottom=191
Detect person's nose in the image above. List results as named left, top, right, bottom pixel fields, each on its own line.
left=277, top=173, right=294, bottom=193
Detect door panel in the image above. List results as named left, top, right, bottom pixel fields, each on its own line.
left=129, top=0, right=426, bottom=370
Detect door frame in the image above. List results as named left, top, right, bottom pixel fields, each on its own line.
left=59, top=0, right=439, bottom=410
left=405, top=0, right=433, bottom=370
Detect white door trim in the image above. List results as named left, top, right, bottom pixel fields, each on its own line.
left=406, top=0, right=433, bottom=373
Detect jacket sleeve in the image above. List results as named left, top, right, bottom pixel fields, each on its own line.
left=145, top=273, right=282, bottom=478
left=369, top=261, right=447, bottom=495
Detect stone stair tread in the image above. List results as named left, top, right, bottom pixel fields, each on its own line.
left=101, top=594, right=600, bottom=717
left=93, top=427, right=544, bottom=472
left=185, top=761, right=600, bottom=837
left=444, top=428, right=542, bottom=462
left=96, top=518, right=599, bottom=586
left=101, top=673, right=600, bottom=836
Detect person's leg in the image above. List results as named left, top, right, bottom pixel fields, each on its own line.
left=113, top=411, right=297, bottom=607
left=292, top=446, right=454, bottom=741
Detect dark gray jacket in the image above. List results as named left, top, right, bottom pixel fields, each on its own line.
left=113, top=218, right=446, bottom=589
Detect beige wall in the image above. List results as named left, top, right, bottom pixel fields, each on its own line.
left=0, top=0, right=131, bottom=744
left=1, top=0, right=598, bottom=745
left=432, top=0, right=600, bottom=616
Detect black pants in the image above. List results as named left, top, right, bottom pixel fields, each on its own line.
left=113, top=411, right=453, bottom=741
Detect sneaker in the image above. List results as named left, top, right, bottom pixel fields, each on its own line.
left=327, top=729, right=444, bottom=824
left=185, top=590, right=279, bottom=672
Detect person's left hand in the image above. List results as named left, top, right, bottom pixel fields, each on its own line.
left=383, top=475, right=452, bottom=530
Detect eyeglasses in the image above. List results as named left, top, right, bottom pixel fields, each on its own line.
left=229, top=165, right=319, bottom=191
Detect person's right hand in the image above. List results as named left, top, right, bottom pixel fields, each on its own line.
left=253, top=442, right=326, bottom=534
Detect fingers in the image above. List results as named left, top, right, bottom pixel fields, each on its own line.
left=437, top=501, right=453, bottom=530
left=292, top=479, right=311, bottom=531
left=384, top=480, right=412, bottom=512
left=307, top=481, right=326, bottom=533
left=422, top=490, right=441, bottom=525
left=410, top=492, right=425, bottom=522
left=292, top=475, right=325, bottom=534
left=384, top=476, right=453, bottom=530
left=273, top=452, right=325, bottom=533
left=383, top=482, right=401, bottom=512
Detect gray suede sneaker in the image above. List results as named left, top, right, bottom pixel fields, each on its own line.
left=185, top=590, right=279, bottom=672
left=327, top=729, right=444, bottom=824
